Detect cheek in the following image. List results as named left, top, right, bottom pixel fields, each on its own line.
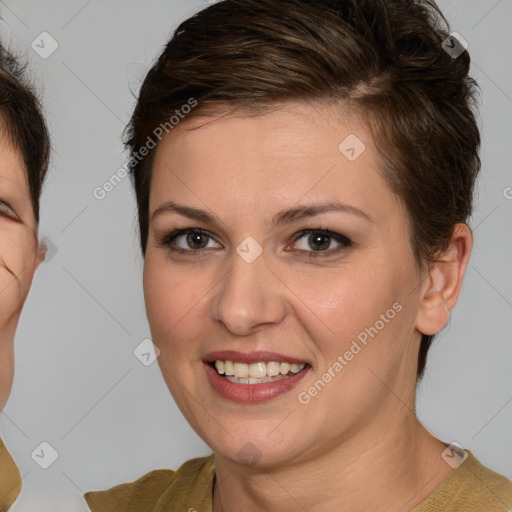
left=0, top=264, right=20, bottom=327
left=143, top=262, right=172, bottom=341
left=143, top=256, right=212, bottom=413
left=284, top=263, right=399, bottom=342
left=289, top=259, right=418, bottom=388
left=0, top=228, right=37, bottom=320
left=143, top=255, right=208, bottom=356
left=0, top=226, right=36, bottom=269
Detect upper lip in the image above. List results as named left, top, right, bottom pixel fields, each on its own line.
left=204, top=350, right=309, bottom=365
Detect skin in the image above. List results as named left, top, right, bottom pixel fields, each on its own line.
left=143, top=102, right=472, bottom=512
left=0, top=135, right=45, bottom=410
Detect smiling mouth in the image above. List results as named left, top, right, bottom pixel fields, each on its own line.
left=210, top=360, right=310, bottom=384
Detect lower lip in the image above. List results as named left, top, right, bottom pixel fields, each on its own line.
left=204, top=362, right=310, bottom=403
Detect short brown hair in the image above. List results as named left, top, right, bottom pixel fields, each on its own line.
left=0, top=44, right=50, bottom=222
left=126, top=0, right=480, bottom=381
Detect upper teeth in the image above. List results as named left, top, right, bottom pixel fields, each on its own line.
left=215, top=360, right=306, bottom=379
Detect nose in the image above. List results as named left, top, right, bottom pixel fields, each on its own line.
left=210, top=249, right=287, bottom=336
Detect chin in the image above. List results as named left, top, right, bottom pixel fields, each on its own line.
left=203, top=423, right=308, bottom=468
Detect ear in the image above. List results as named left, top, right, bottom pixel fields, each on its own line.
left=415, top=223, right=473, bottom=336
left=34, top=239, right=48, bottom=270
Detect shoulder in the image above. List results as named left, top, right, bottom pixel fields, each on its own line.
left=0, top=439, right=22, bottom=511
left=83, top=469, right=176, bottom=512
left=84, top=454, right=215, bottom=512
left=413, top=449, right=512, bottom=512
left=463, top=451, right=512, bottom=509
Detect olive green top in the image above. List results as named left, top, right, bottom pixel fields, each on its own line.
left=0, top=439, right=22, bottom=512
left=84, top=449, right=512, bottom=511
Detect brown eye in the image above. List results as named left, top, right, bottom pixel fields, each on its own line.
left=307, top=233, right=331, bottom=251
left=185, top=232, right=210, bottom=250
left=0, top=200, right=20, bottom=220
left=290, top=229, right=352, bottom=258
left=159, top=228, right=221, bottom=253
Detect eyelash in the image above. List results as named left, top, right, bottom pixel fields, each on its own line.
left=158, top=228, right=352, bottom=259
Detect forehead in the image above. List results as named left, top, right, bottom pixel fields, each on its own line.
left=156, top=105, right=358, bottom=176
left=0, top=130, right=31, bottom=205
left=149, top=103, right=398, bottom=215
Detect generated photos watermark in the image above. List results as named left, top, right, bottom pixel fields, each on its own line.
left=298, top=301, right=403, bottom=405
left=93, top=97, right=198, bottom=200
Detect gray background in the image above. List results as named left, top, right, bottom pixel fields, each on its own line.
left=0, top=0, right=510, bottom=510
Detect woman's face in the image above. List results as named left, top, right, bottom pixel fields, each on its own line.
left=0, top=137, right=43, bottom=409
left=144, top=103, right=429, bottom=467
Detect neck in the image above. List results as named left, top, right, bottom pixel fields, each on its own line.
left=213, top=406, right=452, bottom=512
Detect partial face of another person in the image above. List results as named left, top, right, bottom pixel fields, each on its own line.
left=0, top=134, right=44, bottom=409
left=143, top=103, right=449, bottom=467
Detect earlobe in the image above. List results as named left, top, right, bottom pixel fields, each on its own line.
left=415, top=223, right=473, bottom=336
left=416, top=290, right=450, bottom=336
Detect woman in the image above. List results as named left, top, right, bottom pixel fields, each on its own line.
left=85, top=0, right=512, bottom=510
left=0, top=44, right=50, bottom=510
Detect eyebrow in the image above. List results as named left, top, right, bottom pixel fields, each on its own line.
left=151, top=200, right=372, bottom=228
